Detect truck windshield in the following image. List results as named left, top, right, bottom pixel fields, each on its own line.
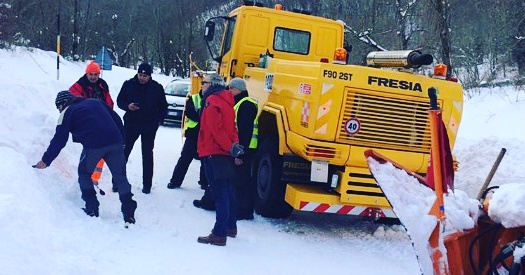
left=221, top=16, right=237, bottom=57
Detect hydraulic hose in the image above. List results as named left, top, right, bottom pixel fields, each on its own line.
left=469, top=223, right=503, bottom=275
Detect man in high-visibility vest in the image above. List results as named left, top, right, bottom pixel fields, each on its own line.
left=167, top=89, right=209, bottom=196
left=228, top=78, right=258, bottom=220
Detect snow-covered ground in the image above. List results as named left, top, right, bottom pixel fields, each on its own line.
left=1, top=47, right=524, bottom=274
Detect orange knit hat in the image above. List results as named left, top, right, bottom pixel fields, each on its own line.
left=85, top=61, right=101, bottom=74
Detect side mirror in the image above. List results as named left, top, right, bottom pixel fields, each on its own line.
left=204, top=21, right=215, bottom=42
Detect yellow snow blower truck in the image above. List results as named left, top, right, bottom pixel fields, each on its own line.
left=199, top=1, right=464, bottom=219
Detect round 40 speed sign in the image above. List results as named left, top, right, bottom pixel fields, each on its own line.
left=344, top=117, right=361, bottom=136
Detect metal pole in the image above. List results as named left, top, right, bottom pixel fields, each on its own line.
left=56, top=0, right=61, bottom=80
left=101, top=46, right=105, bottom=78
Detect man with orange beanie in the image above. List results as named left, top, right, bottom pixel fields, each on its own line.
left=69, top=61, right=116, bottom=192
left=70, top=61, right=114, bottom=108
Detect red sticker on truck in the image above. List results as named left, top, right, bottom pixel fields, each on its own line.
left=299, top=83, right=312, bottom=95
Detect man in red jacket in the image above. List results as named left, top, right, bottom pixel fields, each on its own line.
left=69, top=61, right=114, bottom=108
left=69, top=61, right=117, bottom=192
left=197, top=73, right=244, bottom=246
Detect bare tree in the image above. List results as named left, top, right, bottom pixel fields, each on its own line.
left=427, top=0, right=453, bottom=76
left=0, top=3, right=17, bottom=48
left=71, top=0, right=79, bottom=60
left=510, top=3, right=525, bottom=76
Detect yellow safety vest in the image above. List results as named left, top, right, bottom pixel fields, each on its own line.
left=184, top=93, right=203, bottom=131
left=234, top=97, right=258, bottom=149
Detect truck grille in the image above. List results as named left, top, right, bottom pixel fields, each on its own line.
left=337, top=89, right=432, bottom=153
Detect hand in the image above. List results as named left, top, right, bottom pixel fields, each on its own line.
left=128, top=103, right=140, bottom=111
left=229, top=143, right=244, bottom=158
left=33, top=160, right=47, bottom=169
left=234, top=158, right=244, bottom=166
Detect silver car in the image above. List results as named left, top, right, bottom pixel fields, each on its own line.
left=163, top=79, right=190, bottom=125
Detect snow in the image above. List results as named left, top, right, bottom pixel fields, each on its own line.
left=367, top=158, right=483, bottom=274
left=488, top=183, right=525, bottom=228
left=1, top=46, right=525, bottom=274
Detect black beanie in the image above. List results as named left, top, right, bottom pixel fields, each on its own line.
left=55, top=90, right=74, bottom=109
left=138, top=63, right=152, bottom=76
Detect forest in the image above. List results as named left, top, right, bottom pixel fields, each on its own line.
left=1, top=0, right=524, bottom=89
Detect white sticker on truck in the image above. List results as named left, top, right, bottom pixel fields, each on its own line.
left=265, top=73, right=274, bottom=92
left=311, top=159, right=329, bottom=183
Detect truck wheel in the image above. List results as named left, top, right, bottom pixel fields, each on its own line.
left=254, top=135, right=293, bottom=218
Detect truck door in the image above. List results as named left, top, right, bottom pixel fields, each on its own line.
left=219, top=17, right=238, bottom=78
left=204, top=16, right=237, bottom=78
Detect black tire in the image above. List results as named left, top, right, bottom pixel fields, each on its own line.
left=254, top=135, right=293, bottom=218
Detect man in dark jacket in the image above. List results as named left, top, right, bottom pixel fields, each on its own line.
left=167, top=90, right=207, bottom=190
left=117, top=63, right=168, bottom=194
left=228, top=77, right=258, bottom=220
left=197, top=73, right=244, bottom=246
left=34, top=91, right=137, bottom=225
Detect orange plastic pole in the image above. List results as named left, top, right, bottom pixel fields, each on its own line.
left=427, top=87, right=449, bottom=275
left=428, top=109, right=445, bottom=220
left=91, top=159, right=105, bottom=185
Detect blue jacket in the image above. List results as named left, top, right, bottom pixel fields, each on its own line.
left=41, top=98, right=124, bottom=165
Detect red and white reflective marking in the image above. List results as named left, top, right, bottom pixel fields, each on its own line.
left=301, top=101, right=310, bottom=124
left=299, top=201, right=396, bottom=218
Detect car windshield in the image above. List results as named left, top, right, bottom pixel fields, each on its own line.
left=165, top=81, right=190, bottom=96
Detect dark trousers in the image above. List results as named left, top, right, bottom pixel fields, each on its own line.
left=170, top=136, right=207, bottom=187
left=123, top=121, right=159, bottom=189
left=203, top=156, right=236, bottom=237
left=78, top=144, right=136, bottom=216
left=233, top=157, right=255, bottom=218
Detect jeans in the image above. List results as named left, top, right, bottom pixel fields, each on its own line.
left=203, top=156, right=236, bottom=237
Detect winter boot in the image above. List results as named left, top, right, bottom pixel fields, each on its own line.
left=81, top=188, right=100, bottom=217
left=193, top=199, right=216, bottom=211
left=120, top=192, right=137, bottom=223
left=82, top=207, right=99, bottom=217
left=226, top=228, right=237, bottom=238
left=197, top=233, right=226, bottom=246
left=167, top=181, right=181, bottom=189
left=142, top=183, right=151, bottom=194
left=193, top=186, right=215, bottom=210
left=124, top=215, right=136, bottom=224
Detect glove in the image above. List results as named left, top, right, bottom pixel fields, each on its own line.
left=229, top=143, right=244, bottom=158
